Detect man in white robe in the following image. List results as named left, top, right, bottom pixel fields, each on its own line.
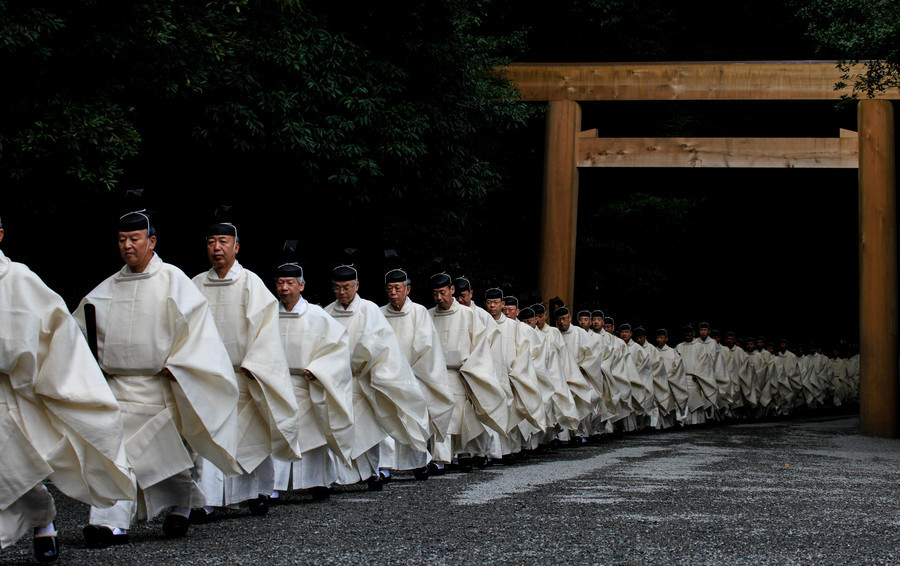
left=675, top=326, right=714, bottom=425
left=488, top=294, right=545, bottom=460
left=747, top=337, right=777, bottom=415
left=380, top=267, right=454, bottom=479
left=0, top=220, right=133, bottom=562
left=533, top=303, right=594, bottom=441
left=656, top=329, right=689, bottom=424
left=324, top=264, right=429, bottom=490
left=272, top=262, right=353, bottom=501
left=518, top=306, right=582, bottom=443
left=556, top=307, right=614, bottom=439
left=593, top=317, right=638, bottom=429
left=777, top=339, right=804, bottom=410
left=74, top=210, right=241, bottom=545
left=620, top=324, right=655, bottom=429
left=429, top=273, right=508, bottom=470
left=696, top=323, right=731, bottom=419
left=634, top=327, right=675, bottom=429
left=723, top=334, right=759, bottom=414
left=191, top=220, right=301, bottom=520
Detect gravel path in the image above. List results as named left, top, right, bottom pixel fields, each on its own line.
left=3, top=414, right=898, bottom=565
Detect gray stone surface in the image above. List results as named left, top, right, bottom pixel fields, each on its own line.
left=3, top=414, right=898, bottom=565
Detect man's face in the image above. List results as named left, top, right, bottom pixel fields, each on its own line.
left=457, top=289, right=473, bottom=307
left=683, top=331, right=694, bottom=343
left=276, top=277, right=304, bottom=306
left=332, top=279, right=359, bottom=307
left=604, top=322, right=614, bottom=333
left=118, top=229, right=156, bottom=270
left=591, top=317, right=603, bottom=332
left=578, top=315, right=590, bottom=329
left=656, top=334, right=668, bottom=348
left=556, top=313, right=571, bottom=332
left=485, top=297, right=503, bottom=317
left=798, top=346, right=807, bottom=356
left=0, top=228, right=4, bottom=244
left=536, top=312, right=546, bottom=328
left=502, top=303, right=518, bottom=320
left=745, top=340, right=756, bottom=352
left=433, top=285, right=455, bottom=310
left=779, top=341, right=787, bottom=353
left=699, top=327, right=709, bottom=340
left=765, top=344, right=775, bottom=354
left=522, top=316, right=536, bottom=328
left=635, top=334, right=646, bottom=346
left=726, top=335, right=735, bottom=348
left=386, top=282, right=410, bottom=310
left=206, top=235, right=239, bottom=272
left=756, top=339, right=765, bottom=352
left=712, top=335, right=720, bottom=343
left=621, top=329, right=632, bottom=342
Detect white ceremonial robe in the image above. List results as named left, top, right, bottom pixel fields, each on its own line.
left=536, top=322, right=593, bottom=426
left=829, top=356, right=851, bottom=406
left=697, top=337, right=732, bottom=413
left=727, top=346, right=760, bottom=409
left=74, top=254, right=241, bottom=529
left=526, top=325, right=581, bottom=433
left=777, top=350, right=803, bottom=409
left=657, top=345, right=689, bottom=423
left=847, top=354, right=860, bottom=400
left=625, top=339, right=656, bottom=421
left=325, top=295, right=429, bottom=482
left=559, top=325, right=616, bottom=433
left=380, top=298, right=454, bottom=471
left=0, top=251, right=134, bottom=547
left=274, top=298, right=353, bottom=490
left=593, top=329, right=636, bottom=425
left=675, top=339, right=714, bottom=424
left=640, top=341, right=675, bottom=429
left=193, top=262, right=301, bottom=506
left=430, top=299, right=508, bottom=460
left=494, top=315, right=546, bottom=442
left=749, top=349, right=777, bottom=412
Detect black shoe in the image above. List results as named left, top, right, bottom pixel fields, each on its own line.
left=473, top=456, right=488, bottom=468
left=309, top=486, right=331, bottom=501
left=413, top=466, right=430, bottom=481
left=33, top=533, right=59, bottom=563
left=427, top=462, right=446, bottom=476
left=83, top=525, right=129, bottom=548
left=366, top=475, right=383, bottom=492
left=189, top=508, right=217, bottom=524
left=248, top=495, right=269, bottom=517
left=457, top=457, right=474, bottom=473
left=162, top=514, right=190, bottom=538
left=379, top=471, right=393, bottom=484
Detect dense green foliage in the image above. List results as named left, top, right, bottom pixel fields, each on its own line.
left=800, top=0, right=900, bottom=97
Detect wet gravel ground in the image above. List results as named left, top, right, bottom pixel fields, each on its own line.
left=3, top=413, right=898, bottom=565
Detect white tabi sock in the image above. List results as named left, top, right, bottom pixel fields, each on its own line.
left=112, top=527, right=127, bottom=535
left=34, top=522, right=56, bottom=537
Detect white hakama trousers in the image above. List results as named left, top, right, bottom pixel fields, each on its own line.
left=0, top=484, right=55, bottom=549
left=90, top=374, right=204, bottom=529
left=273, top=447, right=338, bottom=490
left=378, top=437, right=429, bottom=471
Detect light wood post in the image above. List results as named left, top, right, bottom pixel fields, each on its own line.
left=539, top=100, right=581, bottom=308
left=858, top=99, right=899, bottom=438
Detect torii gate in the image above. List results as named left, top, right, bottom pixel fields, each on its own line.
left=504, top=61, right=899, bottom=438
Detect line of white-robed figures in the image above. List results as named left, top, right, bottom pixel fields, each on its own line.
left=0, top=242, right=861, bottom=552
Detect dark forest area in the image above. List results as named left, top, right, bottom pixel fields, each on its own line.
left=2, top=0, right=897, bottom=347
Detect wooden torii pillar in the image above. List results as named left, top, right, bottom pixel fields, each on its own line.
left=507, top=62, right=899, bottom=437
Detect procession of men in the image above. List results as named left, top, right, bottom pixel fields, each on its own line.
left=0, top=205, right=861, bottom=563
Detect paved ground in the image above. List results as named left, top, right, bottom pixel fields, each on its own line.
left=3, top=413, right=899, bottom=565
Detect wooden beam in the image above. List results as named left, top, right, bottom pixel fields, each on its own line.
left=538, top=100, right=581, bottom=308
left=503, top=62, right=900, bottom=102
left=858, top=99, right=899, bottom=438
left=576, top=137, right=859, bottom=168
